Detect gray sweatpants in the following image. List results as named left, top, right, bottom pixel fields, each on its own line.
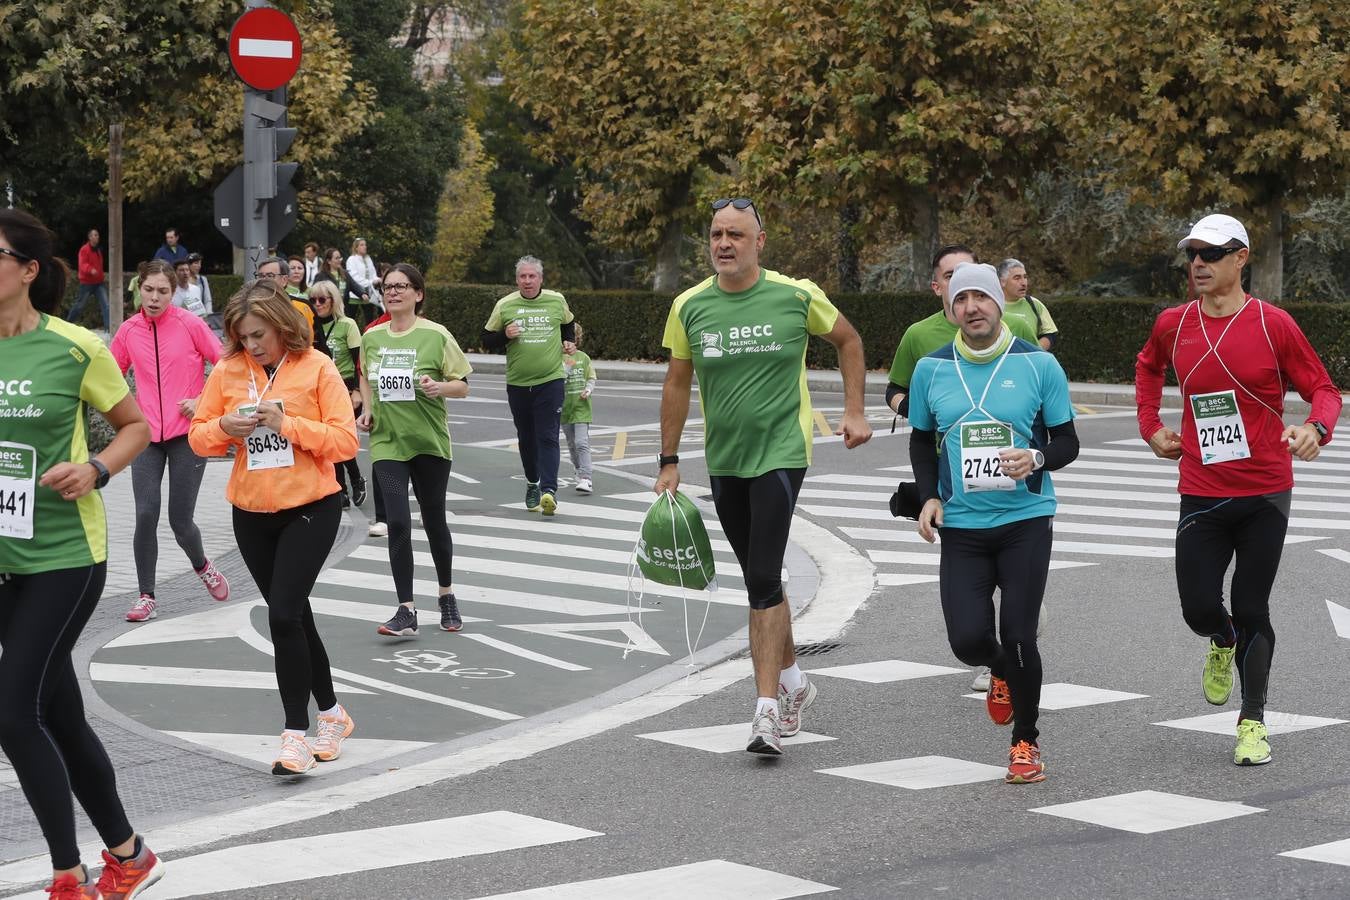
left=563, top=423, right=591, bottom=480
left=131, top=435, right=208, bottom=595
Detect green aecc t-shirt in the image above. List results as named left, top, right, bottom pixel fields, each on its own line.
left=485, top=289, right=575, bottom=387
left=362, top=319, right=472, bottom=462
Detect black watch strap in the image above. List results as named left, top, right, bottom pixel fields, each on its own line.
left=1311, top=420, right=1328, bottom=440
left=658, top=454, right=679, bottom=467
left=89, top=459, right=110, bottom=489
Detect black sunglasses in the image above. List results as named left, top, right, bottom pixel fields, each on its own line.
left=0, top=246, right=32, bottom=264
left=712, top=197, right=762, bottom=228
left=1184, top=245, right=1242, bottom=263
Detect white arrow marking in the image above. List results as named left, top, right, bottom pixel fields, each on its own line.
left=501, top=620, right=668, bottom=656
left=1318, top=548, right=1350, bottom=566
left=1326, top=600, right=1350, bottom=640
left=238, top=38, right=294, bottom=59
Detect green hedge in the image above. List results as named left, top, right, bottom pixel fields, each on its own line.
left=423, top=285, right=1350, bottom=388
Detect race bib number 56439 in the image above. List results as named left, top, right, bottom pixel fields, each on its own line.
left=0, top=441, right=37, bottom=539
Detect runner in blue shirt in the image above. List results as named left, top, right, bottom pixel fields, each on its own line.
left=907, top=262, right=1079, bottom=784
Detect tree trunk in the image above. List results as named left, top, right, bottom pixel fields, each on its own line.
left=908, top=186, right=939, bottom=291
left=1248, top=197, right=1284, bottom=301
left=108, top=123, right=124, bottom=334
left=837, top=203, right=860, bottom=292
left=651, top=171, right=694, bottom=294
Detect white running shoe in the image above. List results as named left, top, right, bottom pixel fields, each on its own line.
left=368, top=521, right=388, bottom=538
left=272, top=732, right=315, bottom=776
left=971, top=666, right=991, bottom=692
left=746, top=708, right=783, bottom=755
left=575, top=479, right=593, bottom=494
left=312, top=707, right=355, bottom=762
left=778, top=677, right=817, bottom=737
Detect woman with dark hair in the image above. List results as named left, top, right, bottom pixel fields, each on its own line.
left=309, top=279, right=367, bottom=507
left=111, top=259, right=228, bottom=623
left=0, top=210, right=162, bottom=898
left=190, top=283, right=359, bottom=777
left=358, top=263, right=472, bottom=636
left=314, top=246, right=372, bottom=328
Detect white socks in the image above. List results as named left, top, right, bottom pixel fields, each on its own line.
left=318, top=704, right=342, bottom=719
left=283, top=728, right=306, bottom=738
left=755, top=697, right=778, bottom=716
left=780, top=662, right=804, bottom=693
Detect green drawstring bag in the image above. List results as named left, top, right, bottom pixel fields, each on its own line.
left=635, top=491, right=717, bottom=591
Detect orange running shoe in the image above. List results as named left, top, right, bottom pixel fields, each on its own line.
left=45, top=869, right=100, bottom=899
left=97, top=840, right=164, bottom=899
left=1006, top=740, right=1046, bottom=784
left=986, top=675, right=1014, bottom=726
left=313, top=707, right=355, bottom=762
left=272, top=732, right=316, bottom=776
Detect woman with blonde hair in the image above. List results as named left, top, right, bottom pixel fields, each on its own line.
left=309, top=280, right=366, bottom=507
left=190, top=283, right=359, bottom=777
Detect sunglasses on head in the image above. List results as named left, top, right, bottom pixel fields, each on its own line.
left=712, top=197, right=762, bottom=228
left=1184, top=245, right=1242, bottom=263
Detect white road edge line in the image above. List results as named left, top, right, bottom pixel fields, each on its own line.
left=0, top=515, right=874, bottom=890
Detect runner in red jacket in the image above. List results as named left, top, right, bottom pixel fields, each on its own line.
left=1136, top=213, right=1342, bottom=768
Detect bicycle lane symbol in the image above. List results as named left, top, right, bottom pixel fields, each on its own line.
left=371, top=648, right=515, bottom=680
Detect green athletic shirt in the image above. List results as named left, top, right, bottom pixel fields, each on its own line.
left=484, top=289, right=575, bottom=387
left=1001, top=295, right=1058, bottom=341
left=361, top=319, right=472, bottom=462
left=562, top=350, right=596, bottom=425
left=888, top=310, right=1039, bottom=389
left=319, top=316, right=362, bottom=380
left=663, top=269, right=839, bottom=477
left=0, top=315, right=130, bottom=574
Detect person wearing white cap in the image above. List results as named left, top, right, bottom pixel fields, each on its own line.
left=1135, top=213, right=1342, bottom=767
left=907, top=261, right=1079, bottom=784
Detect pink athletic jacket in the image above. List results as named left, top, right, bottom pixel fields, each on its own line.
left=111, top=304, right=222, bottom=442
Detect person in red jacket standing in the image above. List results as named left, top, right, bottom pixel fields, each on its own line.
left=1136, top=213, right=1342, bottom=768
left=67, top=228, right=109, bottom=333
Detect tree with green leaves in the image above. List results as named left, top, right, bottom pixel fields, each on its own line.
left=506, top=0, right=742, bottom=292
left=736, top=0, right=1058, bottom=289
left=429, top=121, right=496, bottom=280
left=1052, top=0, right=1350, bottom=300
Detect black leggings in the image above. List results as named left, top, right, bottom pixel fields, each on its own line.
left=939, top=516, right=1053, bottom=745
left=0, top=564, right=133, bottom=869
left=233, top=493, right=342, bottom=731
left=1176, top=492, right=1289, bottom=720
left=506, top=379, right=565, bottom=494
left=373, top=455, right=454, bottom=604
left=710, top=469, right=805, bottom=609
left=333, top=456, right=363, bottom=495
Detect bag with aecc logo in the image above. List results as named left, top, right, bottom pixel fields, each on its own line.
left=635, top=491, right=717, bottom=591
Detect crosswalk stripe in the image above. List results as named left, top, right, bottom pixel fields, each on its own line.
left=505, top=501, right=727, bottom=530
left=408, top=528, right=742, bottom=573
left=341, top=548, right=748, bottom=606
left=88, top=663, right=375, bottom=694
left=134, top=812, right=602, bottom=900
left=314, top=569, right=642, bottom=617
left=469, top=859, right=837, bottom=899
left=865, top=550, right=1093, bottom=570
left=1068, top=457, right=1348, bottom=484
left=440, top=515, right=739, bottom=554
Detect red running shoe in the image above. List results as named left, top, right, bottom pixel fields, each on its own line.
left=1006, top=740, right=1046, bottom=784
left=986, top=674, right=1014, bottom=726
left=97, top=840, right=164, bottom=899
left=45, top=869, right=100, bottom=899
left=197, top=559, right=230, bottom=601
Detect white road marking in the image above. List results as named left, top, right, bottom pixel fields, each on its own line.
left=314, top=568, right=645, bottom=617
left=502, top=620, right=668, bottom=656
left=89, top=663, right=374, bottom=694
left=807, top=659, right=967, bottom=683
left=470, top=859, right=837, bottom=900
left=818, top=756, right=1006, bottom=790
left=1152, top=710, right=1347, bottom=735
left=165, top=732, right=431, bottom=774
left=636, top=723, right=834, bottom=753
left=1326, top=599, right=1350, bottom=639
left=963, top=682, right=1147, bottom=709
left=1031, top=790, right=1264, bottom=834
left=456, top=633, right=591, bottom=671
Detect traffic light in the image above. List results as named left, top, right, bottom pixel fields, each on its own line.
left=244, top=89, right=297, bottom=201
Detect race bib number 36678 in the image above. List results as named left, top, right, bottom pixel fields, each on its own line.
left=0, top=441, right=37, bottom=540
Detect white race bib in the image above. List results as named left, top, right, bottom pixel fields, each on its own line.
left=1191, top=390, right=1250, bottom=465
left=0, top=441, right=36, bottom=540
left=377, top=366, right=415, bottom=402
left=959, top=421, right=1015, bottom=492
left=240, top=403, right=294, bottom=470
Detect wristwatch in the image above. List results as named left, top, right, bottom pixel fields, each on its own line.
left=658, top=454, right=679, bottom=468
left=89, top=458, right=111, bottom=489
left=1030, top=449, right=1045, bottom=471
left=1310, top=420, right=1328, bottom=440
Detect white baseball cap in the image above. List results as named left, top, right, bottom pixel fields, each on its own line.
left=948, top=262, right=1005, bottom=310
left=1177, top=214, right=1249, bottom=249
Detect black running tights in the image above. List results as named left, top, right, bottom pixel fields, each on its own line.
left=0, top=564, right=133, bottom=869
left=1176, top=492, right=1289, bottom=721
left=373, top=455, right=454, bottom=604
left=233, top=493, right=342, bottom=731
left=939, top=516, right=1053, bottom=745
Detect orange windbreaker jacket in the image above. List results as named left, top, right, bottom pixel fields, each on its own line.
left=189, top=348, right=358, bottom=513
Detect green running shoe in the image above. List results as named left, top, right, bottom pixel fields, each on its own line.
left=525, top=482, right=541, bottom=511
left=1234, top=718, right=1271, bottom=766
left=1203, top=640, right=1236, bottom=705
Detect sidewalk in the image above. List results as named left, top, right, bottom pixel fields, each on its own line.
left=465, top=353, right=1337, bottom=417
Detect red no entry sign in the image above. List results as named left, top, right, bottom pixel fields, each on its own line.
left=229, top=8, right=303, bottom=91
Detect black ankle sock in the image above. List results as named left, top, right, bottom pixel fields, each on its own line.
left=113, top=835, right=141, bottom=863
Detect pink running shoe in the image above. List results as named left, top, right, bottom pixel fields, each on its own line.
left=197, top=559, right=230, bottom=601
left=125, top=595, right=157, bottom=623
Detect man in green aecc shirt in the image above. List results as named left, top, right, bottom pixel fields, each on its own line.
left=655, top=197, right=872, bottom=757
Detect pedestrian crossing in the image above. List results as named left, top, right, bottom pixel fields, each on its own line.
left=799, top=440, right=1350, bottom=587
